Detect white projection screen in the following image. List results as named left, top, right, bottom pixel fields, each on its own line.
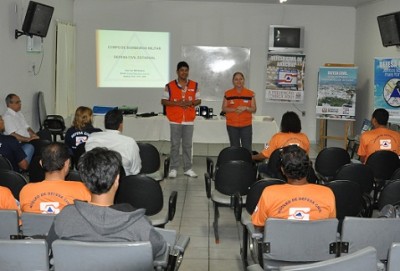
left=96, top=29, right=170, bottom=88
left=182, top=46, right=250, bottom=101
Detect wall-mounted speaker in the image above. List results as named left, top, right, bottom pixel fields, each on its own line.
left=22, top=1, right=54, bottom=38
left=377, top=11, right=400, bottom=47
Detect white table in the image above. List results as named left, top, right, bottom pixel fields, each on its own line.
left=93, top=115, right=278, bottom=144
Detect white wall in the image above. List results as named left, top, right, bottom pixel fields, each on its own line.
left=74, top=0, right=357, bottom=143
left=0, top=0, right=74, bottom=131
left=355, top=0, right=400, bottom=132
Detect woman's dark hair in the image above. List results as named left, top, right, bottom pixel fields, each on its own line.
left=78, top=147, right=122, bottom=195
left=280, top=145, right=309, bottom=180
left=281, top=111, right=301, bottom=133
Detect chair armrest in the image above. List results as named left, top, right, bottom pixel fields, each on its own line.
left=175, top=234, right=190, bottom=253
left=247, top=264, right=264, bottom=271
left=246, top=223, right=264, bottom=240
left=168, top=191, right=178, bottom=221
left=204, top=172, right=211, bottom=199
left=233, top=192, right=243, bottom=222
left=155, top=228, right=177, bottom=246
left=163, top=157, right=170, bottom=179
left=206, top=157, right=214, bottom=177
left=361, top=192, right=373, bottom=217
left=153, top=244, right=171, bottom=270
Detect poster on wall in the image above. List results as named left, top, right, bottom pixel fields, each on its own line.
left=316, top=66, right=358, bottom=120
left=265, top=53, right=305, bottom=103
left=374, top=58, right=400, bottom=120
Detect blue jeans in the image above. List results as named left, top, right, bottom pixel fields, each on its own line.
left=21, top=143, right=34, bottom=164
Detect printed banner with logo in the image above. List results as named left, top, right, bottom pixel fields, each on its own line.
left=374, top=58, right=400, bottom=120
left=316, top=66, right=358, bottom=120
left=265, top=53, right=306, bottom=103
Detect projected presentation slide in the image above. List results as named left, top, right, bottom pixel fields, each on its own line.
left=96, top=29, right=170, bottom=88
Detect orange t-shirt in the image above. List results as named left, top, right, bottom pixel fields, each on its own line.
left=261, top=132, right=310, bottom=158
left=19, top=180, right=91, bottom=214
left=251, top=184, right=336, bottom=227
left=0, top=186, right=19, bottom=210
left=357, top=127, right=400, bottom=162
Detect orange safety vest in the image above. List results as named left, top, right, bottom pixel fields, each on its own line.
left=224, top=88, right=254, bottom=127
left=165, top=80, right=198, bottom=123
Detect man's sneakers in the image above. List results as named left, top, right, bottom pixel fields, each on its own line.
left=168, top=169, right=198, bottom=178
left=168, top=169, right=177, bottom=178
left=184, top=169, right=198, bottom=178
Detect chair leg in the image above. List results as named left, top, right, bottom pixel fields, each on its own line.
left=241, top=224, right=249, bottom=267
left=213, top=203, right=220, bottom=244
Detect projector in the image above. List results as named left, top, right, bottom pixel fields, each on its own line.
left=118, top=106, right=138, bottom=115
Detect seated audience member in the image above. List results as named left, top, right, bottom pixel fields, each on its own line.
left=2, top=94, right=37, bottom=163
left=46, top=147, right=167, bottom=258
left=85, top=109, right=141, bottom=175
left=252, top=145, right=336, bottom=229
left=64, top=106, right=101, bottom=155
left=357, top=108, right=400, bottom=163
left=19, top=142, right=91, bottom=214
left=0, top=116, right=29, bottom=171
left=0, top=186, right=19, bottom=210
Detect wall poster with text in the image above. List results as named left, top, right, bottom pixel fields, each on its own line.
left=374, top=58, right=400, bottom=119
left=316, top=66, right=358, bottom=120
left=265, top=53, right=306, bottom=103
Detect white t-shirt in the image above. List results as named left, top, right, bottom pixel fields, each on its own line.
left=3, top=108, right=30, bottom=138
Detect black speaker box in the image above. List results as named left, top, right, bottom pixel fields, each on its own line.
left=22, top=1, right=54, bottom=38
left=377, top=11, right=400, bottom=47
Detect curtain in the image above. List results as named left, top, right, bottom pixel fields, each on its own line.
left=55, top=21, right=76, bottom=118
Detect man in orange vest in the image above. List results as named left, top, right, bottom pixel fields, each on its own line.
left=161, top=61, right=201, bottom=178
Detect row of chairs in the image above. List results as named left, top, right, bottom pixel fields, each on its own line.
left=244, top=217, right=400, bottom=270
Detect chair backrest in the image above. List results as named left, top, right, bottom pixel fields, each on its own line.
left=279, top=246, right=378, bottom=271
left=0, top=155, right=13, bottom=170
left=0, top=169, right=27, bottom=200
left=66, top=169, right=82, bottom=182
left=30, top=139, right=52, bottom=158
left=52, top=240, right=153, bottom=271
left=377, top=179, right=400, bottom=210
left=115, top=175, right=163, bottom=216
left=0, top=210, right=19, bottom=239
left=215, top=160, right=257, bottom=196
left=37, top=91, right=47, bottom=130
left=72, top=142, right=86, bottom=168
left=340, top=217, right=400, bottom=261
left=0, top=239, right=49, bottom=271
left=43, top=115, right=66, bottom=132
left=387, top=242, right=400, bottom=271
left=27, top=155, right=45, bottom=183
left=21, top=212, right=56, bottom=236
left=138, top=142, right=161, bottom=174
left=216, top=146, right=252, bottom=167
left=263, top=218, right=339, bottom=264
left=366, top=150, right=400, bottom=181
left=391, top=167, right=400, bottom=181
left=315, top=147, right=351, bottom=181
left=334, top=163, right=374, bottom=194
left=266, top=148, right=286, bottom=180
left=245, top=178, right=286, bottom=214
left=324, top=180, right=364, bottom=219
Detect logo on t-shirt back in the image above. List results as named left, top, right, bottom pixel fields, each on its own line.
left=380, top=139, right=392, bottom=150
left=288, top=207, right=310, bottom=220
left=40, top=202, right=60, bottom=214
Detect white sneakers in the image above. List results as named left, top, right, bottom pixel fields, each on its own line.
left=168, top=169, right=177, bottom=178
left=168, top=169, right=198, bottom=178
left=184, top=169, right=198, bottom=178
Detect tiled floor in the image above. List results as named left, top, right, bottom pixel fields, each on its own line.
left=148, top=142, right=320, bottom=271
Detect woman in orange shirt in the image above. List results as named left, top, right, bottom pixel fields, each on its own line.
left=222, top=72, right=257, bottom=152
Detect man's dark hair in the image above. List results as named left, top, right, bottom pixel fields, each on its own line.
left=78, top=147, right=122, bottom=195
left=41, top=142, right=71, bottom=172
left=280, top=111, right=302, bottom=133
left=177, top=61, right=189, bottom=71
left=104, top=109, right=123, bottom=130
left=5, top=94, right=17, bottom=106
left=372, top=108, right=389, bottom=126
left=280, top=145, right=309, bottom=180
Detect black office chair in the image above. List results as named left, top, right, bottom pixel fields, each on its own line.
left=115, top=175, right=177, bottom=228
left=30, top=139, right=51, bottom=158
left=377, top=179, right=400, bottom=211
left=314, top=147, right=351, bottom=183
left=365, top=150, right=400, bottom=204
left=0, top=155, right=13, bottom=171
left=205, top=160, right=257, bottom=243
left=206, top=146, right=252, bottom=178
left=66, top=169, right=82, bottom=182
left=72, top=142, right=86, bottom=169
left=390, top=167, right=400, bottom=181
left=334, top=163, right=374, bottom=194
left=137, top=142, right=169, bottom=180
left=28, top=156, right=45, bottom=183
left=43, top=115, right=66, bottom=142
left=0, top=169, right=28, bottom=200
